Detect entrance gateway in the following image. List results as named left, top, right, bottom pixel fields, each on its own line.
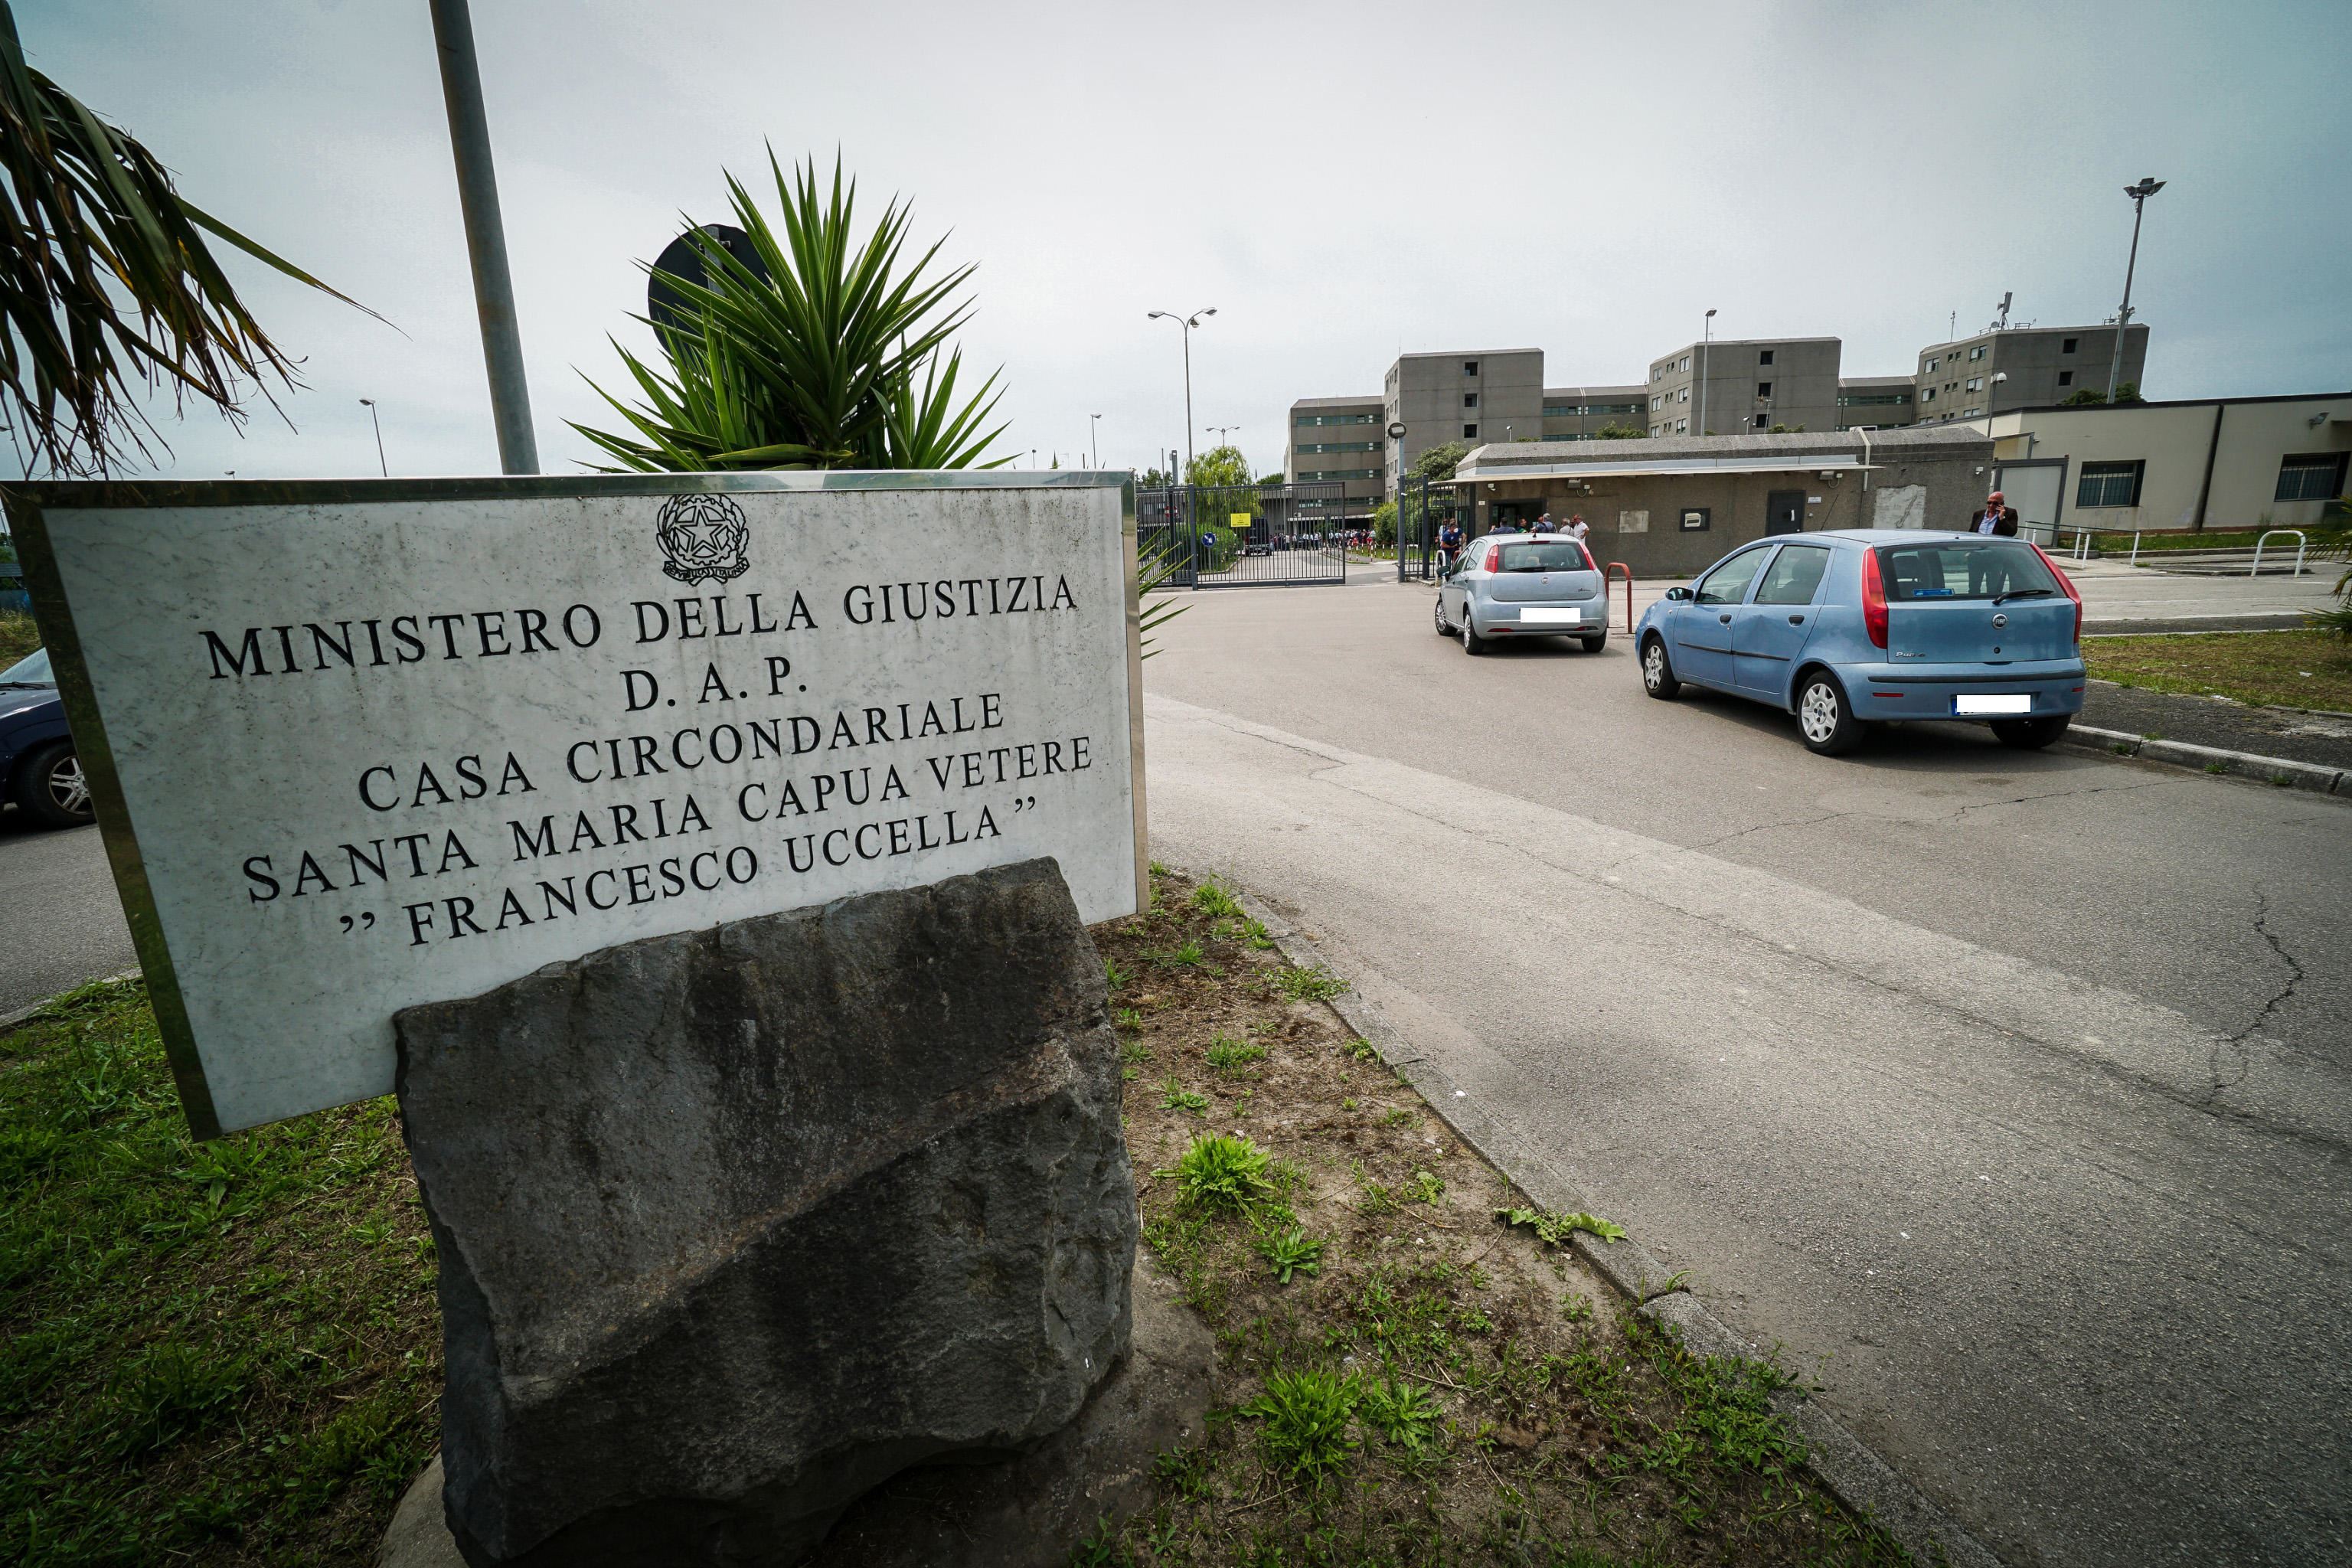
left=8, top=472, right=1146, bottom=1136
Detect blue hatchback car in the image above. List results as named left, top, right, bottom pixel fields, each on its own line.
left=1633, top=530, right=2085, bottom=755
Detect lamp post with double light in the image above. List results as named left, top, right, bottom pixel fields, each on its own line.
left=358, top=398, right=387, bottom=475
left=1146, top=306, right=1215, bottom=475
left=1697, top=308, right=1717, bottom=436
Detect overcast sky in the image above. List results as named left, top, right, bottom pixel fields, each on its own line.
left=21, top=0, right=2352, bottom=483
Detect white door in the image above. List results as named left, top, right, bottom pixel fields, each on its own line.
left=1994, top=462, right=2065, bottom=545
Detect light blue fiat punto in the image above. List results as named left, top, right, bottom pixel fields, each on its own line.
left=1633, top=531, right=2086, bottom=756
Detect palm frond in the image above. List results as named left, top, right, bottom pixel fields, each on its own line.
left=0, top=1, right=375, bottom=475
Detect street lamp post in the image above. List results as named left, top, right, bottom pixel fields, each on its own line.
left=2105, top=177, right=2164, bottom=402
left=1089, top=413, right=1102, bottom=469
left=1146, top=306, right=1216, bottom=476
left=1698, top=307, right=1717, bottom=436
left=358, top=398, right=388, bottom=476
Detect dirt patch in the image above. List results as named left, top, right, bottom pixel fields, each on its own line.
left=1088, top=867, right=1908, bottom=1565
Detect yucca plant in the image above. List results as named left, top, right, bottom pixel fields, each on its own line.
left=0, top=2, right=371, bottom=475
left=2309, top=495, right=2350, bottom=638
left=573, top=152, right=1006, bottom=472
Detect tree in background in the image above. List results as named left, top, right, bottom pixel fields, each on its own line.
left=1408, top=440, right=1469, bottom=485
left=2062, top=382, right=2138, bottom=408
left=0, top=1, right=371, bottom=475
left=1183, top=443, right=1252, bottom=490
left=575, top=152, right=1006, bottom=472
left=1595, top=423, right=1645, bottom=439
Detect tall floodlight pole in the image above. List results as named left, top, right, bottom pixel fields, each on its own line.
left=359, top=398, right=388, bottom=475
left=1698, top=307, right=1717, bottom=436
left=2105, top=177, right=2164, bottom=402
left=428, top=0, right=538, bottom=474
left=1089, top=413, right=1102, bottom=469
left=1147, top=307, right=1215, bottom=476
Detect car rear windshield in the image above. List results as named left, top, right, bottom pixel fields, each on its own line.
left=1497, top=542, right=1592, bottom=573
left=1876, top=541, right=2060, bottom=603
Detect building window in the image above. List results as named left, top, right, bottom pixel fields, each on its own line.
left=2276, top=453, right=2350, bottom=502
left=1678, top=387, right=1689, bottom=403
left=1925, top=356, right=1940, bottom=373
left=2061, top=337, right=2078, bottom=354
left=1464, top=361, right=1478, bottom=376
left=1921, top=387, right=1937, bottom=403
left=1969, top=346, right=1986, bottom=361
left=2076, top=460, right=2145, bottom=508
left=1295, top=413, right=1379, bottom=426
left=1759, top=350, right=1775, bottom=366
left=2057, top=371, right=2073, bottom=387
left=1675, top=419, right=1688, bottom=433
left=1757, top=381, right=1772, bottom=397
left=1463, top=393, right=1478, bottom=409
left=1680, top=355, right=1691, bottom=371
left=1462, top=423, right=1478, bottom=439
left=1752, top=413, right=1768, bottom=429
left=1965, top=377, right=1981, bottom=392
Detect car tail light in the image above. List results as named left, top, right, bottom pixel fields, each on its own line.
left=1860, top=547, right=1889, bottom=648
left=2030, top=541, right=2084, bottom=643
left=1482, top=544, right=1501, bottom=571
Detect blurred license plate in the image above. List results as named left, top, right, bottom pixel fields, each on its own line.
left=1521, top=608, right=1583, bottom=624
left=1954, top=694, right=2032, bottom=715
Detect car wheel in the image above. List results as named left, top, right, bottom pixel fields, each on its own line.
left=1640, top=635, right=1681, bottom=698
left=1991, top=715, right=2072, bottom=750
left=1433, top=595, right=1451, bottom=636
left=1579, top=632, right=1607, bottom=654
left=1461, top=606, right=1486, bottom=656
left=13, top=740, right=95, bottom=828
left=1795, top=671, right=1866, bottom=756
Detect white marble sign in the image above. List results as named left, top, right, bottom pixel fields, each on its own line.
left=14, top=475, right=1145, bottom=1135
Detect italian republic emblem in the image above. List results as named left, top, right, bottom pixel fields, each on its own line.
left=654, top=494, right=751, bottom=584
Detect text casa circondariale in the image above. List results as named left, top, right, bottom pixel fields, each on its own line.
left=207, top=577, right=1096, bottom=947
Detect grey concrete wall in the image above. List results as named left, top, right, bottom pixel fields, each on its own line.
left=1386, top=350, right=1544, bottom=489
left=1648, top=339, right=1841, bottom=437
left=1916, top=326, right=2148, bottom=421
left=1460, top=449, right=1988, bottom=576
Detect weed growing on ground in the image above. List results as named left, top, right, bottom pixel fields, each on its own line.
left=1104, top=956, right=1130, bottom=991
left=1191, top=879, right=1245, bottom=920
left=1168, top=1134, right=1274, bottom=1214
left=1206, top=1034, right=1267, bottom=1073
left=1498, top=1204, right=1630, bottom=1246
left=1243, top=1369, right=1360, bottom=1488
left=1159, top=1076, right=1210, bottom=1116
left=1273, top=964, right=1349, bottom=1003
left=1256, top=1226, right=1326, bottom=1285
left=1383, top=1106, right=1415, bottom=1128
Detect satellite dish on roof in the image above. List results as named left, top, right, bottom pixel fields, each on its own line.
left=647, top=224, right=769, bottom=333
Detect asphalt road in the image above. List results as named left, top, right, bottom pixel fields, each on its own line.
left=0, top=810, right=136, bottom=1014
left=1142, top=575, right=2350, bottom=1568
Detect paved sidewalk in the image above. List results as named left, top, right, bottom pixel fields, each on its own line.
left=2080, top=681, right=2352, bottom=773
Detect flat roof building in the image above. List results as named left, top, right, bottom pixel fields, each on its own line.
left=1976, top=390, right=2350, bottom=539
left=1915, top=324, right=2148, bottom=423
left=1647, top=337, right=1841, bottom=438
left=1449, top=426, right=1993, bottom=574
left=1542, top=385, right=1650, bottom=441
left=1285, top=394, right=1385, bottom=519
left=1836, top=375, right=1918, bottom=430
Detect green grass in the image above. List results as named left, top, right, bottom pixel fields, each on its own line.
left=2089, top=527, right=2270, bottom=553
left=2085, top=629, right=2352, bottom=711
left=0, top=979, right=440, bottom=1566
left=0, top=609, right=38, bottom=667
left=1204, top=1033, right=1266, bottom=1073
left=1272, top=964, right=1349, bottom=1003
left=1167, top=1134, right=1272, bottom=1215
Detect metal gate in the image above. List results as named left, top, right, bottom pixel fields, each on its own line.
left=1394, top=475, right=1464, bottom=582
left=1138, top=482, right=1348, bottom=588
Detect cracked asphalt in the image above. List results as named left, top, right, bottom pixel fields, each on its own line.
left=1144, top=577, right=2350, bottom=1568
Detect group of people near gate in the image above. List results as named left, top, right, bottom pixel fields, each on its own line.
left=1435, top=511, right=1587, bottom=570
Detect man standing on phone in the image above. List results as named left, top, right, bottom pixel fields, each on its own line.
left=1973, top=489, right=2019, bottom=536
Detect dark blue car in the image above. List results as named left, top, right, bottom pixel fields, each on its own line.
left=1, top=646, right=93, bottom=828
left=1634, top=530, right=2086, bottom=756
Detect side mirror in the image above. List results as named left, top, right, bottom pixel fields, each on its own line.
left=1664, top=585, right=1694, bottom=602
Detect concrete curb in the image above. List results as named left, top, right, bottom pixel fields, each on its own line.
left=2061, top=724, right=2350, bottom=795
left=1226, top=883, right=2004, bottom=1568
left=0, top=969, right=142, bottom=1034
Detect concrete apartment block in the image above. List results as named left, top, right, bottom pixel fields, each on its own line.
left=1287, top=394, right=1386, bottom=518
left=1646, top=338, right=1841, bottom=438
left=1836, top=375, right=1919, bottom=430
left=1384, top=349, right=1544, bottom=492
left=1540, top=385, right=1650, bottom=441
left=1915, top=324, right=2148, bottom=423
